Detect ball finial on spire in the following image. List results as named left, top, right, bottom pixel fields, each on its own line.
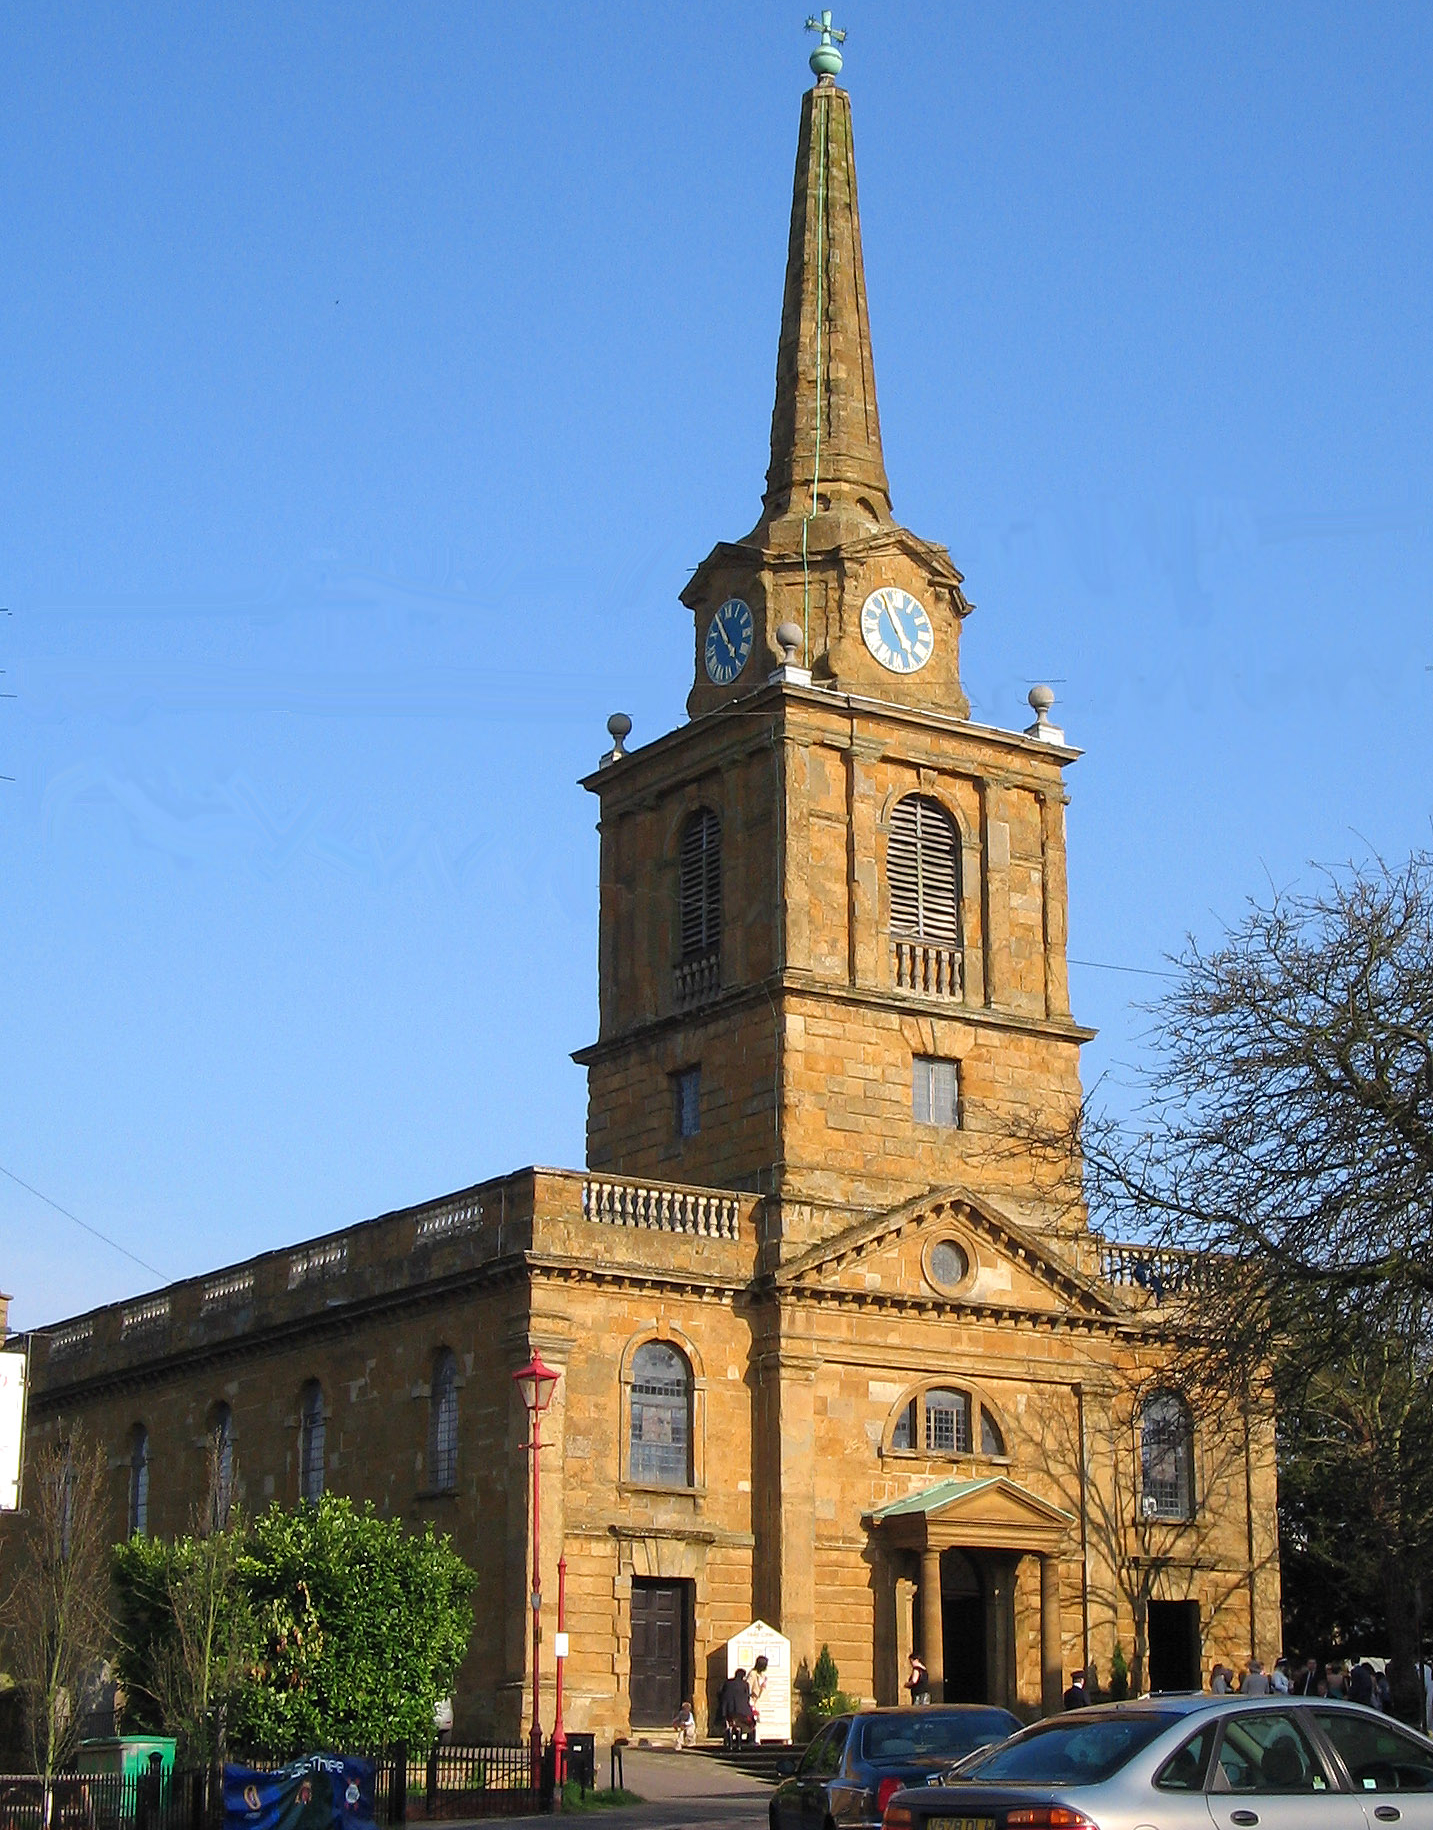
left=806, top=10, right=846, bottom=79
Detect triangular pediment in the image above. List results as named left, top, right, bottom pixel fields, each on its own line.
left=772, top=1184, right=1118, bottom=1320
left=868, top=1475, right=1074, bottom=1554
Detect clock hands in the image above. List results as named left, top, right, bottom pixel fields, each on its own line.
left=716, top=616, right=739, bottom=663
left=884, top=606, right=917, bottom=663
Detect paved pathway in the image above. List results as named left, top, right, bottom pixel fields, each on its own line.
left=446, top=1746, right=771, bottom=1830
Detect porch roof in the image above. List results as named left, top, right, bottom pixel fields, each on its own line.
left=869, top=1476, right=1074, bottom=1555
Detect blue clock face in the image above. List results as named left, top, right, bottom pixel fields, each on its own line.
left=704, top=598, right=754, bottom=686
left=860, top=586, right=934, bottom=674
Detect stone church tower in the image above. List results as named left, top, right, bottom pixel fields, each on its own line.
left=12, top=43, right=1280, bottom=1749
left=578, top=71, right=1086, bottom=1254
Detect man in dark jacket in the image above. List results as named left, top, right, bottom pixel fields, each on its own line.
left=720, top=1669, right=756, bottom=1747
left=1063, top=1671, right=1087, bottom=1711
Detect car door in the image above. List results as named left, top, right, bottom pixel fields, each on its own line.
left=1205, top=1708, right=1367, bottom=1830
left=780, top=1725, right=833, bottom=1830
left=801, top=1718, right=851, bottom=1830
left=1309, top=1707, right=1433, bottom=1829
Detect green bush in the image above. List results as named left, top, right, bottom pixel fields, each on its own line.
left=1109, top=1644, right=1130, bottom=1701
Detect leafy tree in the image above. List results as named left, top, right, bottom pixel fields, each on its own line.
left=112, top=1448, right=254, bottom=1766
left=232, top=1496, right=475, bottom=1756
left=0, top=1430, right=112, bottom=1794
left=1086, top=850, right=1433, bottom=1720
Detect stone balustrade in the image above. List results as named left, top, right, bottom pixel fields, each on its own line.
left=414, top=1193, right=484, bottom=1244
left=1100, top=1240, right=1207, bottom=1299
left=672, top=951, right=720, bottom=1006
left=581, top=1174, right=741, bottom=1239
left=29, top=1165, right=753, bottom=1390
left=121, top=1295, right=171, bottom=1338
left=893, top=940, right=962, bottom=998
left=201, top=1269, right=255, bottom=1313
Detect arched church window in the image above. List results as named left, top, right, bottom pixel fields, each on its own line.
left=678, top=810, right=722, bottom=962
left=429, top=1349, right=458, bottom=1494
left=891, top=1385, right=988, bottom=1458
left=129, top=1423, right=150, bottom=1536
left=206, top=1402, right=234, bottom=1529
left=888, top=795, right=961, bottom=996
left=299, top=1380, right=326, bottom=1503
left=1139, top=1389, right=1194, bottom=1520
left=629, top=1341, right=692, bottom=1487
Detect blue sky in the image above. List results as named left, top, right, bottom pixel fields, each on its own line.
left=3, top=3, right=1430, bottom=1330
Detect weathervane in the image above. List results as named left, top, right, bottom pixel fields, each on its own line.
left=806, top=10, right=845, bottom=79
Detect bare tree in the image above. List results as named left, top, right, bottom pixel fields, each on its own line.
left=113, top=1436, right=252, bottom=1770
left=0, top=1429, right=113, bottom=1804
left=1085, top=850, right=1433, bottom=1718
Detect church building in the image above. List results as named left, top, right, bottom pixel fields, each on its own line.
left=17, top=39, right=1280, bottom=1740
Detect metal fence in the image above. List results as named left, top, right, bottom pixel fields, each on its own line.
left=0, top=1746, right=544, bottom=1830
left=0, top=1768, right=217, bottom=1830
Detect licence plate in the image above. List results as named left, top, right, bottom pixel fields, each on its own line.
left=926, top=1819, right=994, bottom=1830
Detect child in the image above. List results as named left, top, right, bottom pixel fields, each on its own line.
left=672, top=1699, right=697, bottom=1749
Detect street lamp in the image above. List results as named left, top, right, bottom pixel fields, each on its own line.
left=512, top=1352, right=561, bottom=1793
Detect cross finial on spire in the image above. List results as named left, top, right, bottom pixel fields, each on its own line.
left=806, top=10, right=845, bottom=79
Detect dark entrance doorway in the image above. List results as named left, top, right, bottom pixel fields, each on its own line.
left=1147, top=1600, right=1202, bottom=1692
left=630, top=1579, right=689, bottom=1725
left=940, top=1551, right=987, bottom=1703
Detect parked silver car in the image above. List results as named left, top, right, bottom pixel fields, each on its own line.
left=881, top=1694, right=1433, bottom=1830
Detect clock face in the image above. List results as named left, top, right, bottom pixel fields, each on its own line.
left=860, top=587, right=934, bottom=674
left=704, top=598, right=754, bottom=686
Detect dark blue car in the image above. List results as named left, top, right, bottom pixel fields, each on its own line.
left=770, top=1706, right=1023, bottom=1830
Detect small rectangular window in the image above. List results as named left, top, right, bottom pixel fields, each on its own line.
left=891, top=1400, right=916, bottom=1450
left=913, top=1056, right=959, bottom=1127
left=673, top=1066, right=701, bottom=1138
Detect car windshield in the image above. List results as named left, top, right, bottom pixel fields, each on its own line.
left=957, top=1714, right=1179, bottom=1785
left=865, top=1712, right=1017, bottom=1762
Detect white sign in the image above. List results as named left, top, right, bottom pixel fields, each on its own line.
left=0, top=1349, right=27, bottom=1512
left=553, top=1632, right=570, bottom=1659
left=728, top=1619, right=792, bottom=1744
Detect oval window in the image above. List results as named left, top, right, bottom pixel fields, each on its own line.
left=929, top=1240, right=968, bottom=1289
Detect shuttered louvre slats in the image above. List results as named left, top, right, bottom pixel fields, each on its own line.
left=679, top=809, right=721, bottom=960
left=888, top=794, right=959, bottom=943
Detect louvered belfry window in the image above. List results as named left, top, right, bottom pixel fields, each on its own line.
left=888, top=795, right=960, bottom=942
left=675, top=805, right=722, bottom=1015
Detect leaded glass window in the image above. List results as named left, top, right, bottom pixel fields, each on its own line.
left=129, top=1424, right=150, bottom=1536
left=629, top=1342, right=691, bottom=1486
left=1140, top=1390, right=1194, bottom=1520
left=299, top=1381, right=325, bottom=1503
left=430, top=1350, right=458, bottom=1493
left=924, top=1387, right=972, bottom=1454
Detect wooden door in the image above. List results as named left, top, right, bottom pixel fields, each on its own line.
left=630, top=1581, right=685, bottom=1725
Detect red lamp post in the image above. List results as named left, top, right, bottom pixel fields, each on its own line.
left=512, top=1352, right=561, bottom=1794
left=552, top=1555, right=568, bottom=1785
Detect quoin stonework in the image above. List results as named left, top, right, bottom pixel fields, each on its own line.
left=14, top=62, right=1280, bottom=1739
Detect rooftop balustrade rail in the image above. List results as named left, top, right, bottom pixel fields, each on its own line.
left=1100, top=1240, right=1210, bottom=1299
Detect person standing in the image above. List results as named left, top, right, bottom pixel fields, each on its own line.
left=1063, top=1671, right=1087, bottom=1711
left=1292, top=1657, right=1320, bottom=1696
left=1241, top=1658, right=1271, bottom=1696
left=1270, top=1658, right=1292, bottom=1694
left=905, top=1653, right=930, bottom=1706
left=1210, top=1664, right=1230, bottom=1695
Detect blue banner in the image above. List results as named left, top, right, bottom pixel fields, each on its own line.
left=224, top=1755, right=377, bottom=1830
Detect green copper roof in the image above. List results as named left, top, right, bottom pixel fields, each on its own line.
left=870, top=1478, right=998, bottom=1519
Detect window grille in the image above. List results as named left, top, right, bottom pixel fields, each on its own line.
left=673, top=1066, right=701, bottom=1139
left=129, top=1425, right=149, bottom=1536
left=980, top=1406, right=1005, bottom=1457
left=429, top=1351, right=459, bottom=1493
left=299, top=1381, right=326, bottom=1503
left=1140, top=1390, right=1194, bottom=1519
left=678, top=810, right=721, bottom=961
left=913, top=1056, right=960, bottom=1127
left=924, top=1388, right=972, bottom=1454
left=629, top=1342, right=692, bottom=1486
left=888, top=795, right=960, bottom=943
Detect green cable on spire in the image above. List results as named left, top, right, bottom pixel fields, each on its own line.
left=805, top=10, right=845, bottom=79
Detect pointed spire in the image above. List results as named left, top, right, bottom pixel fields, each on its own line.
left=756, top=76, right=892, bottom=545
